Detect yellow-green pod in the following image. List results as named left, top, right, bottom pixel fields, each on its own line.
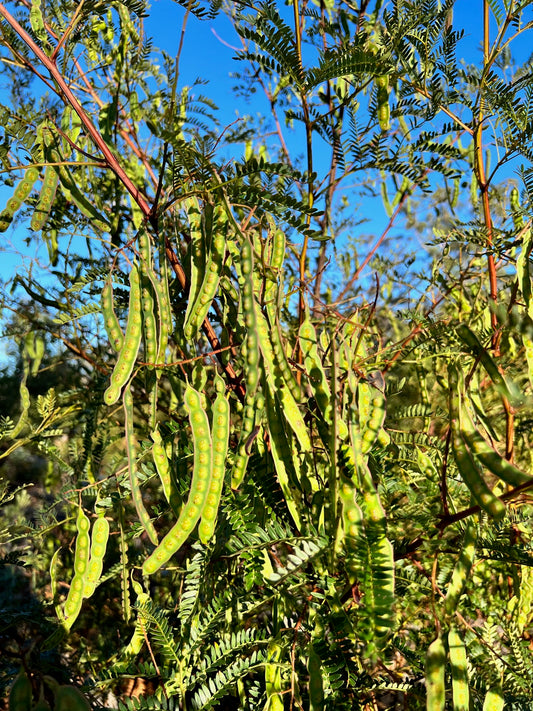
left=143, top=384, right=212, bottom=574
left=83, top=515, right=110, bottom=598
left=101, top=276, right=124, bottom=352
left=104, top=264, right=143, bottom=405
left=482, top=687, right=504, bottom=711
left=448, top=626, right=469, bottom=711
left=198, top=381, right=230, bottom=543
left=265, top=638, right=284, bottom=711
left=31, top=165, right=59, bottom=231
left=425, top=636, right=446, bottom=711
left=445, top=521, right=476, bottom=615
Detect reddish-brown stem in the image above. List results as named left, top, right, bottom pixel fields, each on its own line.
left=0, top=3, right=152, bottom=218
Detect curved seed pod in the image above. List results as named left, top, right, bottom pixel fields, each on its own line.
left=338, top=472, right=364, bottom=583
left=183, top=200, right=206, bottom=339
left=140, top=280, right=158, bottom=369
left=445, top=521, right=477, bottom=615
left=123, top=384, right=158, bottom=545
left=184, top=205, right=226, bottom=340
left=9, top=670, right=33, bottom=711
left=151, top=427, right=174, bottom=504
left=30, top=165, right=59, bottom=231
left=83, top=515, right=110, bottom=598
left=104, top=264, right=143, bottom=405
left=116, top=582, right=150, bottom=665
left=63, top=507, right=90, bottom=630
left=137, top=230, right=158, bottom=369
left=358, top=374, right=386, bottom=453
left=153, top=252, right=172, bottom=372
left=456, top=324, right=520, bottom=406
left=231, top=236, right=261, bottom=489
left=259, top=309, right=310, bottom=453
left=10, top=376, right=30, bottom=440
left=198, top=379, right=230, bottom=543
left=448, top=626, right=469, bottom=711
left=264, top=385, right=302, bottom=530
left=53, top=685, right=91, bottom=711
left=101, top=276, right=124, bottom=352
left=265, top=280, right=301, bottom=403
left=143, top=384, right=212, bottom=574
left=425, top=636, right=446, bottom=711
left=460, top=401, right=532, bottom=488
left=452, top=430, right=505, bottom=521
left=263, top=223, right=299, bottom=403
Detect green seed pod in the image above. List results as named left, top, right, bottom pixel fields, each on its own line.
left=9, top=670, right=33, bottom=711
left=5, top=195, right=22, bottom=215
left=450, top=177, right=460, bottom=209
left=482, top=687, right=504, bottom=711
left=184, top=205, right=227, bottom=340
left=445, top=521, right=477, bottom=615
left=104, top=264, right=143, bottom=405
left=460, top=401, right=531, bottom=488
left=308, top=644, right=324, bottom=711
left=265, top=638, right=284, bottom=711
left=151, top=427, right=174, bottom=505
left=62, top=506, right=90, bottom=630
left=143, top=384, right=213, bottom=574
left=101, top=276, right=124, bottom=352
left=183, top=200, right=207, bottom=340
left=83, top=515, right=110, bottom=598
left=198, top=382, right=230, bottom=543
left=264, top=385, right=303, bottom=530
left=375, top=75, right=390, bottom=131
left=31, top=165, right=59, bottom=231
left=259, top=309, right=310, bottom=453
left=140, top=281, right=158, bottom=368
left=358, top=376, right=386, bottom=454
left=425, top=636, right=446, bottom=711
left=30, top=0, right=49, bottom=47
left=448, top=626, right=469, bottom=711
left=230, top=236, right=262, bottom=490
left=123, top=384, right=158, bottom=545
left=452, top=430, right=505, bottom=521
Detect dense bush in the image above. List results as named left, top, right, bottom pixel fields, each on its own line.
left=1, top=1, right=533, bottom=709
